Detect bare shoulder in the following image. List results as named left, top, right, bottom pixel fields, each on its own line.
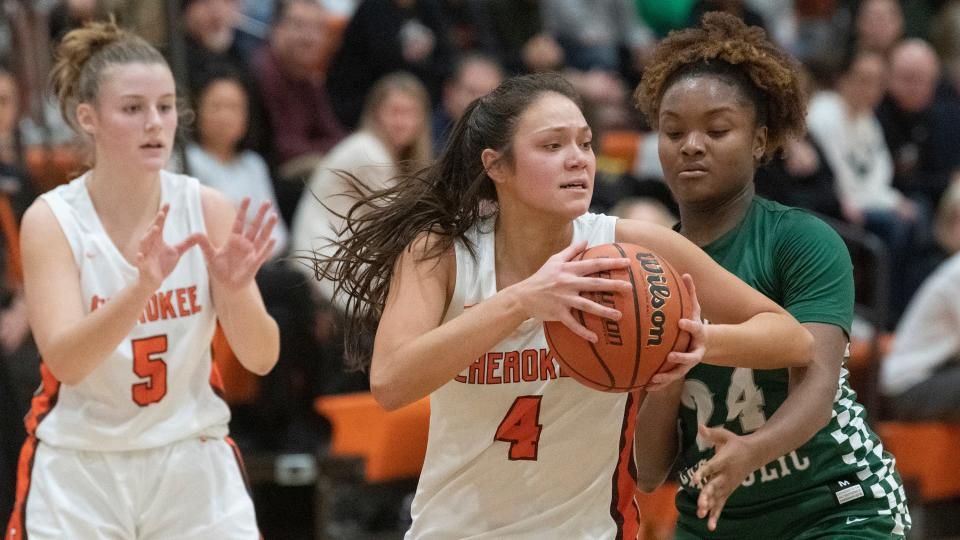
left=198, top=185, right=235, bottom=241
left=20, top=198, right=63, bottom=246
left=401, top=231, right=456, bottom=283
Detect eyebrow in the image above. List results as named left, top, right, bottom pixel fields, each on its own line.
left=661, top=105, right=738, bottom=118
left=533, top=126, right=592, bottom=135
left=119, top=93, right=176, bottom=99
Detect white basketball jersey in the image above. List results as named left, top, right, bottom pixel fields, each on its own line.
left=29, top=171, right=230, bottom=451
left=406, top=213, right=642, bottom=540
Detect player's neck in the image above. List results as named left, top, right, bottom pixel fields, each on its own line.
left=678, top=182, right=754, bottom=247
left=87, top=163, right=163, bottom=227
left=494, top=209, right=573, bottom=289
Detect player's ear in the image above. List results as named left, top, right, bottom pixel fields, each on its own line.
left=482, top=148, right=507, bottom=184
left=76, top=103, right=97, bottom=136
left=752, top=125, right=767, bottom=162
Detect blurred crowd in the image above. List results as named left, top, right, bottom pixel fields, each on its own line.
left=3, top=0, right=960, bottom=528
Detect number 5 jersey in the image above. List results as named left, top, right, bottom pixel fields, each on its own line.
left=27, top=171, right=229, bottom=451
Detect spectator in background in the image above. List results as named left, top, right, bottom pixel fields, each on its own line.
left=48, top=0, right=107, bottom=41
left=541, top=0, right=655, bottom=72
left=807, top=50, right=919, bottom=326
left=291, top=72, right=432, bottom=308
left=688, top=0, right=767, bottom=34
left=877, top=39, right=960, bottom=211
left=881, top=181, right=960, bottom=424
left=433, top=54, right=503, bottom=153
left=0, top=67, right=20, bottom=168
left=478, top=0, right=564, bottom=74
left=326, top=0, right=454, bottom=129
left=181, top=0, right=269, bottom=154
left=185, top=73, right=288, bottom=257
left=853, top=0, right=904, bottom=57
left=0, top=69, right=34, bottom=219
left=755, top=66, right=842, bottom=221
left=253, top=0, right=346, bottom=223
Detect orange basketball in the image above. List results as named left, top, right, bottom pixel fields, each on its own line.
left=544, top=243, right=693, bottom=392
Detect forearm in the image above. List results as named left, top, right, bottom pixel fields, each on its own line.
left=739, top=323, right=843, bottom=466
left=703, top=312, right=813, bottom=368
left=214, top=285, right=279, bottom=375
left=38, top=280, right=154, bottom=385
left=634, top=382, right=682, bottom=491
left=371, top=286, right=529, bottom=410
left=741, top=363, right=835, bottom=468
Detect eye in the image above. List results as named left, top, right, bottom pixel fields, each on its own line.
left=664, top=131, right=682, bottom=141
left=158, top=104, right=174, bottom=113
left=123, top=104, right=141, bottom=113
left=544, top=143, right=561, bottom=150
left=707, top=129, right=730, bottom=138
left=580, top=140, right=593, bottom=150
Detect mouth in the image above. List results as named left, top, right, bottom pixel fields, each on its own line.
left=140, top=142, right=164, bottom=150
left=560, top=181, right=589, bottom=190
left=678, top=166, right=708, bottom=179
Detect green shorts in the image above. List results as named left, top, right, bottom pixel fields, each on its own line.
left=673, top=480, right=909, bottom=539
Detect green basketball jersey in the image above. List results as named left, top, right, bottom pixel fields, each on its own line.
left=674, top=197, right=910, bottom=536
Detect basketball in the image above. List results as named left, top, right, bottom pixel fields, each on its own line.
left=544, top=243, right=693, bottom=392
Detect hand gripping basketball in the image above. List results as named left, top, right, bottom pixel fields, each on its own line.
left=544, top=242, right=698, bottom=392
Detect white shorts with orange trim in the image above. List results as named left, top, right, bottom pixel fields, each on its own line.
left=10, top=435, right=258, bottom=540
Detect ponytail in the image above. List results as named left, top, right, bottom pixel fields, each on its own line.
left=50, top=19, right=167, bottom=132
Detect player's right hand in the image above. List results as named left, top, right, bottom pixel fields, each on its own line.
left=134, top=204, right=201, bottom=291
left=515, top=239, right=631, bottom=343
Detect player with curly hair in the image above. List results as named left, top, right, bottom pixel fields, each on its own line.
left=633, top=12, right=911, bottom=539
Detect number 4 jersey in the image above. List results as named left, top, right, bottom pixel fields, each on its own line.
left=28, top=171, right=229, bottom=451
left=405, top=213, right=643, bottom=540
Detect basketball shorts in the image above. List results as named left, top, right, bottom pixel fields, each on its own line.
left=673, top=478, right=910, bottom=539
left=6, top=434, right=259, bottom=540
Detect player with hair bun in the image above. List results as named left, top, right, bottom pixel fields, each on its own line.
left=5, top=20, right=278, bottom=539
left=634, top=12, right=910, bottom=539
left=311, top=70, right=815, bottom=537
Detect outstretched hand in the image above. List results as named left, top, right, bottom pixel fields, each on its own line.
left=647, top=273, right=706, bottom=390
left=519, top=239, right=632, bottom=343
left=192, top=198, right=277, bottom=292
left=136, top=204, right=202, bottom=291
left=692, top=424, right=760, bottom=532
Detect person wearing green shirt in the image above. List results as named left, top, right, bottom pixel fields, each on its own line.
left=632, top=12, right=911, bottom=539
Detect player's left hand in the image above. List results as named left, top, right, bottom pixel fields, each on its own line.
left=692, top=424, right=760, bottom=531
left=647, top=273, right=705, bottom=390
left=193, top=198, right=277, bottom=292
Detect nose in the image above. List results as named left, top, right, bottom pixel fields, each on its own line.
left=565, top=145, right=590, bottom=169
left=681, top=132, right=705, bottom=157
left=145, top=106, right=162, bottom=131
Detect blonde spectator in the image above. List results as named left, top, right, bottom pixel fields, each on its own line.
left=291, top=72, right=431, bottom=307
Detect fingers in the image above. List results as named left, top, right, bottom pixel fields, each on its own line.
left=567, top=257, right=631, bottom=275
left=193, top=233, right=216, bottom=262
left=560, top=311, right=598, bottom=343
left=245, top=201, right=271, bottom=241
left=575, top=276, right=633, bottom=293
left=253, top=213, right=278, bottom=250
left=553, top=239, right=588, bottom=262
left=570, top=295, right=621, bottom=321
left=174, top=233, right=204, bottom=256
left=681, top=273, right=701, bottom=321
left=232, top=198, right=251, bottom=236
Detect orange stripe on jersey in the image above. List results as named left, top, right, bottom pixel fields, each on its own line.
left=223, top=436, right=264, bottom=540
left=24, top=363, right=61, bottom=436
left=611, top=389, right=642, bottom=540
left=5, top=435, right=39, bottom=540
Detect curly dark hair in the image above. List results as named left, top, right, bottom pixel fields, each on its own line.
left=634, top=12, right=806, bottom=161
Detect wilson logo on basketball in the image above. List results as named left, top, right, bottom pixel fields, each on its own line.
left=636, top=252, right=671, bottom=346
